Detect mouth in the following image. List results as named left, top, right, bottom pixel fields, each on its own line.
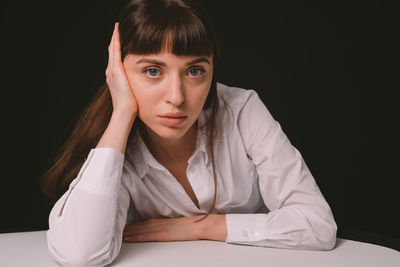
left=158, top=115, right=188, bottom=127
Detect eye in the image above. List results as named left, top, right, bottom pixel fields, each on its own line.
left=144, top=68, right=160, bottom=77
left=188, top=67, right=205, bottom=77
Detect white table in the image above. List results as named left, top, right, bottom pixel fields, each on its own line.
left=0, top=231, right=399, bottom=267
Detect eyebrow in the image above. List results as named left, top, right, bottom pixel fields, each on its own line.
left=135, top=57, right=210, bottom=66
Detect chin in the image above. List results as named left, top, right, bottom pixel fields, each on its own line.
left=147, top=122, right=193, bottom=140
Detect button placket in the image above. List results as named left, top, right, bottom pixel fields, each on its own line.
left=161, top=166, right=200, bottom=211
left=188, top=154, right=216, bottom=212
left=186, top=164, right=202, bottom=211
left=187, top=166, right=195, bottom=174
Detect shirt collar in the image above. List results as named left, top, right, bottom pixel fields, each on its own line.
left=130, top=111, right=209, bottom=179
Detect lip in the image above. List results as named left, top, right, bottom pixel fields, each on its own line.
left=158, top=113, right=188, bottom=127
left=159, top=112, right=187, bottom=118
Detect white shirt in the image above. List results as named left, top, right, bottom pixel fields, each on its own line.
left=47, top=83, right=337, bottom=266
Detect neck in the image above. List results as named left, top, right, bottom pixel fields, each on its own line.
left=140, top=123, right=198, bottom=164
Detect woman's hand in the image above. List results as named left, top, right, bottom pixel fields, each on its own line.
left=122, top=215, right=227, bottom=243
left=106, top=22, right=138, bottom=116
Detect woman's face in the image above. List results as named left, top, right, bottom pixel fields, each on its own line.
left=123, top=52, right=213, bottom=140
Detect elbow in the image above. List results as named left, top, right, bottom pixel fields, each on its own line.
left=48, top=247, right=115, bottom=267
left=325, top=222, right=338, bottom=250
left=57, top=257, right=95, bottom=267
left=312, top=220, right=338, bottom=251
left=47, top=231, right=119, bottom=267
left=58, top=253, right=113, bottom=267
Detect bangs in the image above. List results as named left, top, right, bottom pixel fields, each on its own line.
left=119, top=1, right=216, bottom=59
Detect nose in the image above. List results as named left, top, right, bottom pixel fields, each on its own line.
left=166, top=74, right=184, bottom=106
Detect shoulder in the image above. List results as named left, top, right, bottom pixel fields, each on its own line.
left=215, top=82, right=276, bottom=139
left=215, top=82, right=268, bottom=123
left=216, top=82, right=259, bottom=109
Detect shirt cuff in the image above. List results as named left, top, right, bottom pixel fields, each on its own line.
left=74, top=147, right=125, bottom=200
left=225, top=213, right=269, bottom=243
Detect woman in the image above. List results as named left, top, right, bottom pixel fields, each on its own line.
left=42, top=0, right=337, bottom=265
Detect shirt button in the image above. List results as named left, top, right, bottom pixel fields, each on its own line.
left=254, top=231, right=260, bottom=237
left=242, top=230, right=249, bottom=237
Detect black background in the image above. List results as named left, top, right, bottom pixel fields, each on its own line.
left=2, top=0, right=399, bottom=251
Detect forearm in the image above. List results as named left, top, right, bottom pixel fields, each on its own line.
left=48, top=188, right=120, bottom=265
left=47, top=148, right=130, bottom=265
left=97, top=109, right=136, bottom=154
left=224, top=207, right=337, bottom=250
left=123, top=214, right=227, bottom=243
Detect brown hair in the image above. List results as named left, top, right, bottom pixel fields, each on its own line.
left=40, top=0, right=221, bottom=223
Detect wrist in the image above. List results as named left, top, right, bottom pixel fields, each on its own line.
left=197, top=214, right=227, bottom=242
left=96, top=108, right=136, bottom=154
left=112, top=108, right=136, bottom=124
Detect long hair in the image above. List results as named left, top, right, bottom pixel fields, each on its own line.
left=40, top=0, right=221, bottom=223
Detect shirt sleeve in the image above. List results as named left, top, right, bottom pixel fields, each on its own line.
left=225, top=91, right=337, bottom=250
left=46, top=147, right=131, bottom=266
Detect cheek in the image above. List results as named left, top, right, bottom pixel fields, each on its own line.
left=125, top=75, right=164, bottom=119
left=189, top=80, right=212, bottom=104
left=125, top=73, right=151, bottom=104
left=185, top=86, right=210, bottom=114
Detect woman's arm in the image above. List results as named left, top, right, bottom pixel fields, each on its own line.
left=225, top=91, right=337, bottom=250
left=47, top=23, right=137, bottom=266
left=47, top=146, right=131, bottom=266
left=47, top=109, right=134, bottom=266
left=97, top=23, right=138, bottom=155
left=97, top=109, right=136, bottom=155
left=122, top=214, right=227, bottom=243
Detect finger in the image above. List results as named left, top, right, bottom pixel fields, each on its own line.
left=123, top=222, right=176, bottom=239
left=123, top=217, right=185, bottom=234
left=113, top=22, right=123, bottom=68
left=123, top=218, right=161, bottom=230
left=124, top=232, right=161, bottom=243
left=123, top=217, right=182, bottom=236
left=123, top=234, right=146, bottom=243
left=107, top=23, right=117, bottom=71
left=123, top=223, right=160, bottom=236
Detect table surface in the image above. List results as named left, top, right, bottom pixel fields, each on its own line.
left=0, top=231, right=399, bottom=267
